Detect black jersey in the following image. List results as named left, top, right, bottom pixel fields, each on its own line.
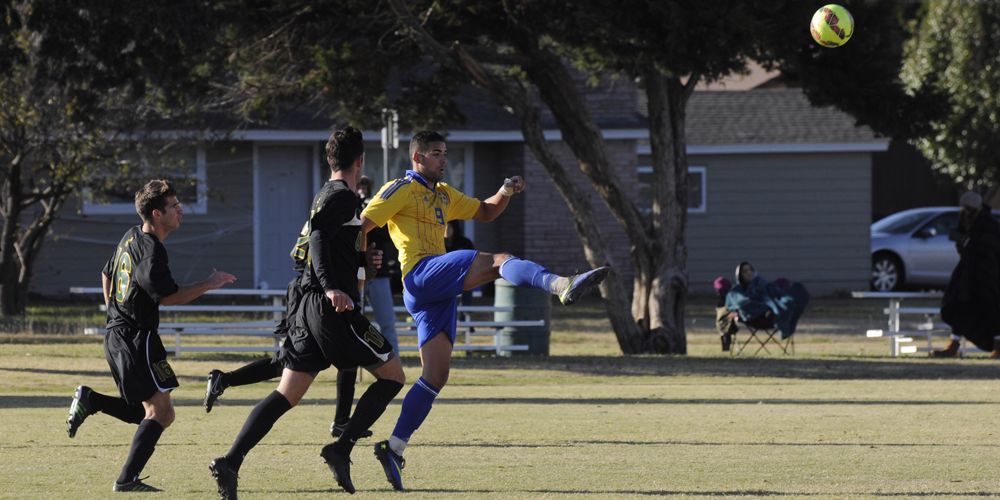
left=102, top=226, right=179, bottom=331
left=299, top=180, right=363, bottom=301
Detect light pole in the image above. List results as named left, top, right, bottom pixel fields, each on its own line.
left=380, top=108, right=398, bottom=185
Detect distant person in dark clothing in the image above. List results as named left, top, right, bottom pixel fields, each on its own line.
left=713, top=276, right=738, bottom=351
left=725, top=262, right=809, bottom=340
left=936, top=191, right=1000, bottom=358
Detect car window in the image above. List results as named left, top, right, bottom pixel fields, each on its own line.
left=872, top=211, right=935, bottom=234
left=917, top=212, right=958, bottom=236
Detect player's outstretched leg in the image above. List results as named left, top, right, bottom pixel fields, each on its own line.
left=66, top=385, right=95, bottom=438
left=497, top=256, right=610, bottom=305
left=555, top=266, right=611, bottom=305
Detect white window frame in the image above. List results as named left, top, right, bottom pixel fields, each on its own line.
left=636, top=164, right=707, bottom=214
left=687, top=166, right=707, bottom=214
left=82, top=146, right=208, bottom=215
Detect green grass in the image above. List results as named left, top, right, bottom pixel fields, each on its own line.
left=1, top=298, right=998, bottom=498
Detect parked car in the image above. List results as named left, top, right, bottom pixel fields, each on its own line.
left=870, top=206, right=1000, bottom=291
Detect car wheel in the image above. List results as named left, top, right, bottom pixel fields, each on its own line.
left=871, top=253, right=903, bottom=291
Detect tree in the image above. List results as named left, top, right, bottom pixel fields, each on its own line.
left=209, top=1, right=925, bottom=353
left=0, top=1, right=220, bottom=315
left=900, top=1, right=1000, bottom=194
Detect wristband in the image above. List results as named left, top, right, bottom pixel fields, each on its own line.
left=500, top=178, right=515, bottom=197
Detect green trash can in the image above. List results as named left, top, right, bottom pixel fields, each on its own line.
left=494, top=279, right=551, bottom=356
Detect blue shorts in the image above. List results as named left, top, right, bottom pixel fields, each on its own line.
left=403, top=250, right=478, bottom=347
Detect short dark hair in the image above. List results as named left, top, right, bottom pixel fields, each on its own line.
left=326, top=126, right=365, bottom=172
left=409, top=130, right=446, bottom=159
left=135, top=179, right=176, bottom=222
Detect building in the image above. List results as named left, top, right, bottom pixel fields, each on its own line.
left=35, top=85, right=885, bottom=297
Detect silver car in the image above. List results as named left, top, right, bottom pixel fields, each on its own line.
left=870, top=206, right=1000, bottom=291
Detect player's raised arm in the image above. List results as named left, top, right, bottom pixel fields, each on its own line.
left=474, top=175, right=526, bottom=223
left=160, top=269, right=237, bottom=306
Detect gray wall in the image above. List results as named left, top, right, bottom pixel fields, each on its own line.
left=33, top=142, right=255, bottom=295
left=686, top=152, right=872, bottom=294
left=32, top=140, right=872, bottom=298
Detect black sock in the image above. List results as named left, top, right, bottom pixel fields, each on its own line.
left=333, top=379, right=403, bottom=457
left=334, top=368, right=358, bottom=425
left=225, top=357, right=283, bottom=388
left=224, top=391, right=292, bottom=470
left=116, top=419, right=164, bottom=484
left=87, top=390, right=145, bottom=424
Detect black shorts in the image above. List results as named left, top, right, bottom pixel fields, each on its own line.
left=279, top=290, right=394, bottom=373
left=103, top=327, right=178, bottom=404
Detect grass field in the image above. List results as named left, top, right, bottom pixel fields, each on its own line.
left=1, top=298, right=999, bottom=498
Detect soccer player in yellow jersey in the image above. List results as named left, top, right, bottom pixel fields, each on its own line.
left=362, top=130, right=609, bottom=490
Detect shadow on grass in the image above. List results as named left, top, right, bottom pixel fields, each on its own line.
left=0, top=366, right=205, bottom=383
left=4, top=393, right=999, bottom=410
left=234, top=484, right=1000, bottom=497
left=3, top=354, right=999, bottom=382
left=443, top=355, right=1000, bottom=380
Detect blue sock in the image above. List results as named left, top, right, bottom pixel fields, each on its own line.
left=499, top=257, right=557, bottom=291
left=391, top=377, right=440, bottom=443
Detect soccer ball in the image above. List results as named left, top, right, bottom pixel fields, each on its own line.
left=810, top=4, right=854, bottom=47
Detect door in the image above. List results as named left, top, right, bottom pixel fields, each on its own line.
left=907, top=211, right=959, bottom=285
left=255, top=145, right=315, bottom=289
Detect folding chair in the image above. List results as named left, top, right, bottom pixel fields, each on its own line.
left=732, top=315, right=794, bottom=356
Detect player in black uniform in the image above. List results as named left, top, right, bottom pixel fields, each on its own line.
left=203, top=195, right=381, bottom=439
left=210, top=127, right=405, bottom=498
left=65, top=179, right=236, bottom=492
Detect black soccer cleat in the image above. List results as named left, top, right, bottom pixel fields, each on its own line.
left=373, top=440, right=405, bottom=491
left=67, top=385, right=95, bottom=438
left=209, top=456, right=239, bottom=500
left=321, top=443, right=356, bottom=494
left=113, top=476, right=163, bottom=492
left=330, top=421, right=373, bottom=439
left=558, top=266, right=610, bottom=305
left=204, top=370, right=226, bottom=413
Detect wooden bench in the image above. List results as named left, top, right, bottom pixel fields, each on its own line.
left=852, top=291, right=997, bottom=356
left=71, top=287, right=538, bottom=356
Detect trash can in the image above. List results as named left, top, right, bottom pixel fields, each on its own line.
left=494, top=279, right=551, bottom=356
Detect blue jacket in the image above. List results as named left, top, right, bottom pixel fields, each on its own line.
left=725, top=276, right=809, bottom=339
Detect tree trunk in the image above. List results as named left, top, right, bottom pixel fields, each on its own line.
left=640, top=68, right=695, bottom=354
left=12, top=196, right=66, bottom=316
left=0, top=157, right=24, bottom=316
left=388, top=0, right=674, bottom=353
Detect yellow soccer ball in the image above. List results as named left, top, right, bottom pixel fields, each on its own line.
left=810, top=4, right=854, bottom=47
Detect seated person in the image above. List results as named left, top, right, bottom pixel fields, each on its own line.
left=724, top=262, right=810, bottom=340
left=713, top=277, right=738, bottom=351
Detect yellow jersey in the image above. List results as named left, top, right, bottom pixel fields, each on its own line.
left=362, top=171, right=481, bottom=277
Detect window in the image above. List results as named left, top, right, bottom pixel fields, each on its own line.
left=636, top=163, right=707, bottom=215
left=82, top=145, right=207, bottom=215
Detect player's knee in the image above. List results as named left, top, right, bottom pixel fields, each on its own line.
left=423, top=368, right=449, bottom=389
left=282, top=392, right=303, bottom=407
left=147, top=405, right=175, bottom=427
left=492, top=253, right=514, bottom=269
left=159, top=409, right=175, bottom=428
